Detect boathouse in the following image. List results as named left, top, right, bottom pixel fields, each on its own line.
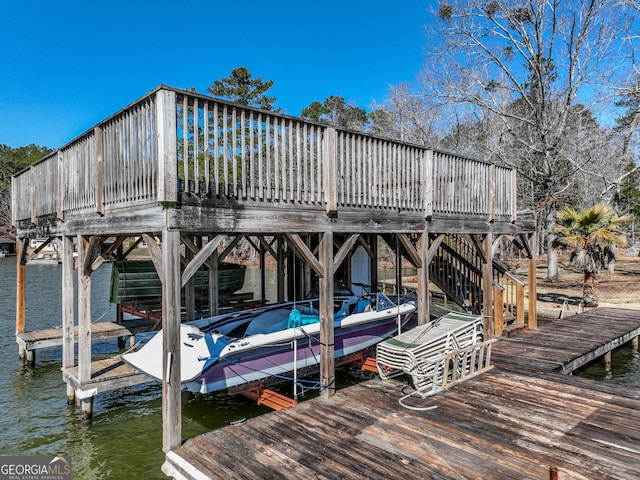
left=11, top=86, right=536, bottom=452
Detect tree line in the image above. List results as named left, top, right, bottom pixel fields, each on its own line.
left=2, top=1, right=639, bottom=277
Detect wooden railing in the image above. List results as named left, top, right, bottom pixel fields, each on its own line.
left=428, top=234, right=526, bottom=331
left=11, top=86, right=518, bottom=225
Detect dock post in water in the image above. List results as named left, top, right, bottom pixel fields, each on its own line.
left=16, top=238, right=27, bottom=360
left=162, top=228, right=182, bottom=453
left=62, top=235, right=75, bottom=404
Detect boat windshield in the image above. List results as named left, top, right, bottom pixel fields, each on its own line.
left=305, top=280, right=355, bottom=299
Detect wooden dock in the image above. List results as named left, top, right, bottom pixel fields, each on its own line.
left=62, top=356, right=154, bottom=399
left=164, top=308, right=640, bottom=479
left=16, top=318, right=159, bottom=364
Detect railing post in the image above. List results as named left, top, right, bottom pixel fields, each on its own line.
left=493, top=284, right=504, bottom=336
left=511, top=169, right=517, bottom=222
left=94, top=127, right=104, bottom=215
left=29, top=166, right=35, bottom=225
left=156, top=89, right=178, bottom=207
left=323, top=127, right=337, bottom=217
left=488, top=163, right=495, bottom=223
left=424, top=150, right=434, bottom=219
left=516, top=283, right=525, bottom=323
left=528, top=258, right=538, bottom=329
left=57, top=151, right=64, bottom=220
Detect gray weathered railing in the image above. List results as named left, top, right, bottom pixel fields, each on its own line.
left=12, top=86, right=517, bottom=225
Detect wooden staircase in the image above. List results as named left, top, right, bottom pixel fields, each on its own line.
left=383, top=234, right=526, bottom=334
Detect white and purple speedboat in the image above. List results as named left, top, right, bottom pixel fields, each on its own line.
left=122, top=284, right=416, bottom=394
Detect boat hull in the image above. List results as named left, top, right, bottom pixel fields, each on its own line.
left=189, top=316, right=407, bottom=394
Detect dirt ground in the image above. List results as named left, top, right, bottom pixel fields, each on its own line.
left=508, top=253, right=640, bottom=318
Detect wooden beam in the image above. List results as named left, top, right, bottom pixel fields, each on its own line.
left=491, top=234, right=503, bottom=259
left=162, top=228, right=182, bottom=452
left=15, top=238, right=28, bottom=341
left=83, top=236, right=102, bottom=276
left=469, top=234, right=487, bottom=263
left=256, top=236, right=278, bottom=258
left=285, top=233, right=325, bottom=277
left=122, top=236, right=144, bottom=259
left=61, top=236, right=75, bottom=372
left=157, top=89, right=178, bottom=206
left=77, top=235, right=92, bottom=384
left=184, top=239, right=196, bottom=322
left=426, top=234, right=445, bottom=264
left=397, top=233, right=421, bottom=268
left=91, top=236, right=127, bottom=271
left=319, top=231, right=335, bottom=398
left=29, top=237, right=54, bottom=260
left=481, top=234, right=494, bottom=337
left=208, top=244, right=219, bottom=316
left=143, top=234, right=163, bottom=277
left=417, top=231, right=430, bottom=325
left=181, top=235, right=224, bottom=287
left=333, top=234, right=360, bottom=273
left=356, top=235, right=375, bottom=260
left=218, top=236, right=241, bottom=263
left=518, top=232, right=535, bottom=259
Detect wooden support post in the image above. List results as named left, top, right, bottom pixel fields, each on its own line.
left=319, top=231, right=335, bottom=398
left=481, top=234, right=494, bottom=337
left=417, top=231, right=430, bottom=325
left=604, top=351, right=612, bottom=377
left=633, top=336, right=638, bottom=353
left=162, top=228, right=182, bottom=453
left=208, top=243, right=219, bottom=316
left=157, top=89, right=178, bottom=206
left=77, top=236, right=92, bottom=384
left=184, top=239, right=196, bottom=322
left=369, top=235, right=378, bottom=297
left=61, top=236, right=75, bottom=404
left=528, top=258, right=538, bottom=329
left=259, top=241, right=266, bottom=304
left=277, top=237, right=286, bottom=303
left=16, top=238, right=27, bottom=359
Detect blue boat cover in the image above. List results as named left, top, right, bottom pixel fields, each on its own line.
left=287, top=308, right=320, bottom=328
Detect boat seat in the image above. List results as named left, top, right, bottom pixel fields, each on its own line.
left=354, top=299, right=371, bottom=313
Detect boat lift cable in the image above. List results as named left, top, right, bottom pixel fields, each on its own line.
left=219, top=356, right=325, bottom=391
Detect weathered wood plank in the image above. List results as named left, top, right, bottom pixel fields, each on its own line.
left=166, top=308, right=640, bottom=480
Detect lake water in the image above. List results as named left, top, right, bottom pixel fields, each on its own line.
left=0, top=258, right=378, bottom=479
left=0, top=256, right=638, bottom=478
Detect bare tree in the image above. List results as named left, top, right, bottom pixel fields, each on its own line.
left=417, top=0, right=637, bottom=278
left=369, top=84, right=443, bottom=146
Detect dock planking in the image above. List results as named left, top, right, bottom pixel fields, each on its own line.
left=165, top=307, right=640, bottom=479
left=16, top=318, right=159, bottom=352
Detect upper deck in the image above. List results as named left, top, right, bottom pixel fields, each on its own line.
left=11, top=86, right=534, bottom=237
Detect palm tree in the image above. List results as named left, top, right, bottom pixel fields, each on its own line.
left=552, top=204, right=632, bottom=307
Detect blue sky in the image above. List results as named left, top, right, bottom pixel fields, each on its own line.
left=0, top=1, right=435, bottom=149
